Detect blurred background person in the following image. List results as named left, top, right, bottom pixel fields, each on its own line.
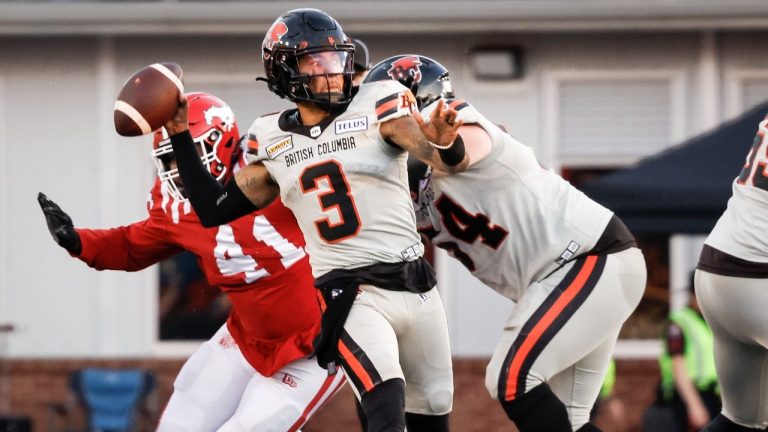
left=657, top=272, right=720, bottom=431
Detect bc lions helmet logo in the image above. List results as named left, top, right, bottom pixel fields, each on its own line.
left=204, top=104, right=236, bottom=132
left=387, top=56, right=423, bottom=85
left=265, top=21, right=289, bottom=52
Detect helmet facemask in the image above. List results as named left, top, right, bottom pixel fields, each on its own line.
left=277, top=48, right=355, bottom=111
left=152, top=128, right=227, bottom=201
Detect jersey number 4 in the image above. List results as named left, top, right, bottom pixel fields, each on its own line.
left=433, top=195, right=508, bottom=270
left=300, top=161, right=362, bottom=243
left=436, top=195, right=508, bottom=249
left=213, top=217, right=305, bottom=284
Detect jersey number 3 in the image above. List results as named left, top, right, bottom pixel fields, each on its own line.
left=300, top=161, right=362, bottom=243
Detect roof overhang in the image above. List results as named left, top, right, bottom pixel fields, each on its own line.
left=4, top=1, right=768, bottom=36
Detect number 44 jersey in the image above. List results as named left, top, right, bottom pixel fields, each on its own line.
left=416, top=99, right=614, bottom=302
left=246, top=80, right=424, bottom=278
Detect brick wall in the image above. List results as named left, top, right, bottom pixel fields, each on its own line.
left=1, top=358, right=658, bottom=432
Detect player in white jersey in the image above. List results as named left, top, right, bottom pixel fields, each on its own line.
left=365, top=55, right=647, bottom=432
left=695, top=117, right=768, bottom=431
left=163, top=9, right=469, bottom=432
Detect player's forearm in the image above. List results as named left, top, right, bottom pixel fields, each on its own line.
left=414, top=136, right=468, bottom=174
left=233, top=165, right=280, bottom=210
left=169, top=131, right=257, bottom=227
left=384, top=116, right=468, bottom=173
left=76, top=226, right=175, bottom=271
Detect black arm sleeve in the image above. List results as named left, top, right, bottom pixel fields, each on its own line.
left=170, top=131, right=258, bottom=227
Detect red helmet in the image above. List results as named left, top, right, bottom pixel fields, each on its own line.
left=152, top=92, right=241, bottom=201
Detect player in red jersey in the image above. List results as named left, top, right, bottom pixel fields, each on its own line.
left=38, top=92, right=345, bottom=431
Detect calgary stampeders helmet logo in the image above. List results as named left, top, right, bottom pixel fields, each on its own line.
left=387, top=56, right=423, bottom=85
left=204, top=104, right=235, bottom=132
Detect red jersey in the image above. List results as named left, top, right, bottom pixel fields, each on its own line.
left=75, top=179, right=320, bottom=376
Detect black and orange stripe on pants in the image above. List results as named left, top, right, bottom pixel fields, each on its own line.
left=338, top=330, right=384, bottom=397
left=498, top=254, right=607, bottom=401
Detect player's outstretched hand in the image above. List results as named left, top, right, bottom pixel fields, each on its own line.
left=413, top=99, right=464, bottom=149
left=37, top=192, right=82, bottom=255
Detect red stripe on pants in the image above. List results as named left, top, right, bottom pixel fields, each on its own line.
left=504, top=255, right=598, bottom=400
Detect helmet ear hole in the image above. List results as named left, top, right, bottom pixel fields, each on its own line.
left=206, top=131, right=220, bottom=145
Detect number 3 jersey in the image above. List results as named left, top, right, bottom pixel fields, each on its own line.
left=416, top=100, right=614, bottom=301
left=245, top=81, right=424, bottom=278
left=74, top=179, right=319, bottom=377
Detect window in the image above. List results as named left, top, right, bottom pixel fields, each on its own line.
left=158, top=252, right=229, bottom=341
left=469, top=47, right=524, bottom=80
left=741, top=78, right=768, bottom=111
left=544, top=70, right=685, bottom=168
left=724, top=70, right=768, bottom=118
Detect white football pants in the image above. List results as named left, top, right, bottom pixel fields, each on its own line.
left=157, top=324, right=346, bottom=432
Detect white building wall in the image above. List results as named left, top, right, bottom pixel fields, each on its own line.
left=1, top=30, right=765, bottom=357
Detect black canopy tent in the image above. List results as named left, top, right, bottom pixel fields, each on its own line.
left=580, top=101, right=768, bottom=234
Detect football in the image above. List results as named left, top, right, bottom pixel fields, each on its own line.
left=113, top=62, right=184, bottom=137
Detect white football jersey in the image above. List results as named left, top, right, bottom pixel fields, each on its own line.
left=705, top=117, right=768, bottom=263
left=245, top=81, right=424, bottom=277
left=417, top=100, right=613, bottom=301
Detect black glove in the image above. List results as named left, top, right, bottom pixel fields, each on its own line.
left=37, top=192, right=82, bottom=255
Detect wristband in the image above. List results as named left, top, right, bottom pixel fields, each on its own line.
left=433, top=134, right=465, bottom=167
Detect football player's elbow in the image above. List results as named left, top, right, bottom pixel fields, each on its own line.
left=125, top=260, right=154, bottom=272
